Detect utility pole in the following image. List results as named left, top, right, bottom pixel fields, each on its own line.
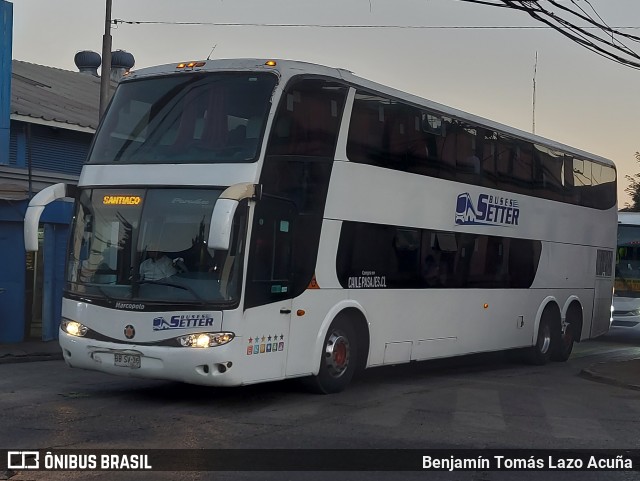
left=99, top=0, right=112, bottom=119
left=532, top=51, right=538, bottom=135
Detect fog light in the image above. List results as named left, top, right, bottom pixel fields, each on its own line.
left=61, top=318, right=88, bottom=337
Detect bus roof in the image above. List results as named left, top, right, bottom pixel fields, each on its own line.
left=125, top=58, right=615, bottom=169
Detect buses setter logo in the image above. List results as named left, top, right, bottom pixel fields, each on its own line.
left=455, top=193, right=520, bottom=226
left=153, top=314, right=215, bottom=330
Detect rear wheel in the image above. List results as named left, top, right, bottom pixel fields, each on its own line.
left=526, top=315, right=554, bottom=365
left=306, top=320, right=358, bottom=394
left=551, top=321, right=574, bottom=362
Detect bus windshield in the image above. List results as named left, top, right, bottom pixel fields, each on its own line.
left=66, top=188, right=246, bottom=306
left=615, top=223, right=640, bottom=298
left=87, top=72, right=278, bottom=164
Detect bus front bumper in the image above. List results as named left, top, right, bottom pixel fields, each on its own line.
left=59, top=331, right=243, bottom=386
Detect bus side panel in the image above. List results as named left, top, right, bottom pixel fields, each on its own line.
left=592, top=275, right=614, bottom=338
left=324, top=162, right=615, bottom=250
left=345, top=288, right=594, bottom=366
left=286, top=289, right=350, bottom=378
left=534, top=242, right=611, bottom=340
left=532, top=243, right=596, bottom=290
left=345, top=289, right=535, bottom=365
left=239, top=302, right=292, bottom=384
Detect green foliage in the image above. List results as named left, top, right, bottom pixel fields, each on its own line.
left=624, top=152, right=640, bottom=211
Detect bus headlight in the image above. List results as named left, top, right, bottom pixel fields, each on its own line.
left=176, top=332, right=235, bottom=348
left=61, top=318, right=88, bottom=337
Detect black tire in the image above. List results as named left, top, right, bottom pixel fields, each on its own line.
left=305, top=320, right=358, bottom=394
left=551, top=322, right=574, bottom=362
left=525, top=314, right=554, bottom=365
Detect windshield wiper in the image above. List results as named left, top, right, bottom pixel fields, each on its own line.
left=67, top=280, right=119, bottom=302
left=138, top=279, right=207, bottom=305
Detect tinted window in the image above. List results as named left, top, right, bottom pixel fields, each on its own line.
left=245, top=197, right=296, bottom=309
left=89, top=72, right=277, bottom=164
left=336, top=221, right=541, bottom=289
left=258, top=77, right=348, bottom=302
left=266, top=78, right=347, bottom=157
left=345, top=89, right=616, bottom=210
left=66, top=188, right=246, bottom=307
left=347, top=93, right=435, bottom=174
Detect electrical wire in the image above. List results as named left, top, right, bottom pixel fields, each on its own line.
left=113, top=0, right=640, bottom=69
left=112, top=19, right=640, bottom=30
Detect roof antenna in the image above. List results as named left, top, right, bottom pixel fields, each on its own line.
left=207, top=44, right=218, bottom=61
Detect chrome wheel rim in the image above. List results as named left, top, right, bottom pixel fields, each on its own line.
left=323, top=329, right=351, bottom=378
left=539, top=322, right=552, bottom=354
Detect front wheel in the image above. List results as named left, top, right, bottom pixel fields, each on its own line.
left=305, top=320, right=358, bottom=394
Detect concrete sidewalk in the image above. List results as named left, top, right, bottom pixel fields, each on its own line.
left=0, top=340, right=638, bottom=391
left=581, top=357, right=640, bottom=391
left=0, top=340, right=63, bottom=364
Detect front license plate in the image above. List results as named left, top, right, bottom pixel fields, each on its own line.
left=114, top=353, right=141, bottom=369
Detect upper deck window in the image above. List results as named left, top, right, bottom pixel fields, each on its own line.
left=345, top=89, right=616, bottom=210
left=88, top=72, right=278, bottom=164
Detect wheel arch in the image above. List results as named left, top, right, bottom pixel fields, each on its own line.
left=311, top=301, right=370, bottom=376
left=562, top=296, right=584, bottom=342
left=533, top=297, right=562, bottom=344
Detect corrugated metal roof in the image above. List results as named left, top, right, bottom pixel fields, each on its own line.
left=11, top=60, right=114, bottom=131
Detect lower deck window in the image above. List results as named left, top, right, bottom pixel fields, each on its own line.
left=336, top=222, right=541, bottom=289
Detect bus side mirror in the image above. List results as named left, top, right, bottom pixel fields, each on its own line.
left=24, top=183, right=68, bottom=252
left=208, top=199, right=239, bottom=251
left=208, top=183, right=259, bottom=251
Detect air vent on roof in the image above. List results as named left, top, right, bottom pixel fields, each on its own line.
left=74, top=51, right=101, bottom=77
left=110, top=50, right=135, bottom=82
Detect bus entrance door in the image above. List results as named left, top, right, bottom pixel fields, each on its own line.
left=242, top=197, right=296, bottom=383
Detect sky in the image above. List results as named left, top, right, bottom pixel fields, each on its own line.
left=8, top=0, right=640, bottom=206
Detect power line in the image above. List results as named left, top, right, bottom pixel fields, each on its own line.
left=459, top=0, right=640, bottom=69
left=114, top=0, right=640, bottom=69
left=112, top=19, right=640, bottom=30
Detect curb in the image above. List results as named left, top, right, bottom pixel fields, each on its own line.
left=0, top=352, right=63, bottom=364
left=580, top=366, right=640, bottom=391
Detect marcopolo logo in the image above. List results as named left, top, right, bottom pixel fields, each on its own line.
left=115, top=302, right=145, bottom=310
left=153, top=314, right=215, bottom=331
left=455, top=192, right=520, bottom=227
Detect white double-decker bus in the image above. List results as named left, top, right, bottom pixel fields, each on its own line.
left=25, top=58, right=617, bottom=393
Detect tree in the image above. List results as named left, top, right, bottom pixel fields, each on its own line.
left=623, top=152, right=640, bottom=211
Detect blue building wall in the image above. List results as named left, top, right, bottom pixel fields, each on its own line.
left=0, top=1, right=12, bottom=163
left=0, top=199, right=73, bottom=342
left=0, top=116, right=89, bottom=342
left=0, top=219, right=26, bottom=342
left=9, top=120, right=91, bottom=175
left=0, top=1, right=93, bottom=342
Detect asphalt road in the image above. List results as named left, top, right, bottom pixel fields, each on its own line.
left=1, top=336, right=639, bottom=481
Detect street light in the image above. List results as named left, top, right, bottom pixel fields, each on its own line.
left=99, top=0, right=112, bottom=119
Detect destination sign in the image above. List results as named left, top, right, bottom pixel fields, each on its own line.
left=102, top=195, right=142, bottom=206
